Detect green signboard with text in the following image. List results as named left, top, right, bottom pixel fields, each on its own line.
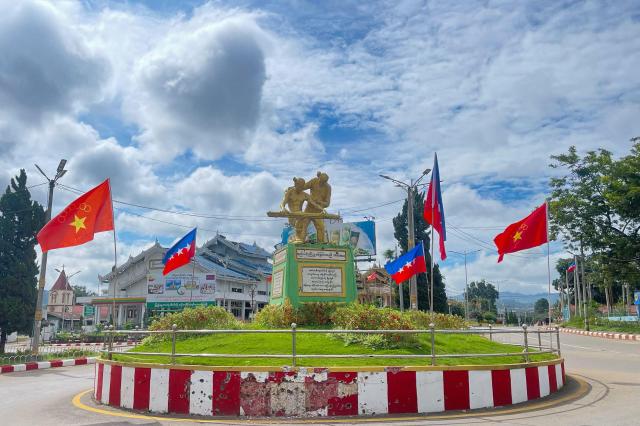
left=270, top=243, right=357, bottom=307
left=83, top=305, right=95, bottom=317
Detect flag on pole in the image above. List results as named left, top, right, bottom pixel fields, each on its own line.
left=37, top=179, right=114, bottom=252
left=493, top=203, right=548, bottom=263
left=567, top=261, right=577, bottom=273
left=384, top=242, right=427, bottom=284
left=162, top=228, right=197, bottom=276
left=424, top=153, right=447, bottom=260
left=366, top=272, right=377, bottom=282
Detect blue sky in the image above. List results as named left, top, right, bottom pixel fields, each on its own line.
left=0, top=0, right=639, bottom=295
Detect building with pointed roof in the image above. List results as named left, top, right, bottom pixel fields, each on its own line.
left=93, top=235, right=272, bottom=327
left=47, top=270, right=74, bottom=315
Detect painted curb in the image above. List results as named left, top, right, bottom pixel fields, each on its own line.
left=559, top=327, right=640, bottom=341
left=0, top=357, right=97, bottom=374
left=93, top=359, right=565, bottom=418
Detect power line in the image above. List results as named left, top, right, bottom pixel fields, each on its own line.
left=115, top=207, right=280, bottom=239
left=58, top=184, right=404, bottom=224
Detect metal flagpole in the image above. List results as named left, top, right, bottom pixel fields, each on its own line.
left=545, top=200, right=552, bottom=325
left=108, top=180, right=118, bottom=328
left=430, top=165, right=436, bottom=317
left=574, top=255, right=580, bottom=317
left=565, top=268, right=570, bottom=320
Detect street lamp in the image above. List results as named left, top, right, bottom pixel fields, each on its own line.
left=449, top=250, right=481, bottom=321
left=32, top=159, right=68, bottom=352
left=379, top=168, right=431, bottom=312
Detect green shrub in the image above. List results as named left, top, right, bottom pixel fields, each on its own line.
left=330, top=304, right=417, bottom=349
left=146, top=306, right=241, bottom=342
left=483, top=312, right=497, bottom=324
left=298, top=302, right=339, bottom=326
left=254, top=300, right=298, bottom=328
left=254, top=301, right=340, bottom=328
left=403, top=311, right=469, bottom=329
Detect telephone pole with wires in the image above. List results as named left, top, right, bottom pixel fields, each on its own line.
left=31, top=160, right=67, bottom=353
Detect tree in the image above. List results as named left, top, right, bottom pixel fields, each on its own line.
left=534, top=298, right=549, bottom=321
left=391, top=191, right=447, bottom=312
left=465, top=280, right=499, bottom=314
left=549, top=143, right=640, bottom=307
left=0, top=170, right=45, bottom=353
left=72, top=285, right=96, bottom=298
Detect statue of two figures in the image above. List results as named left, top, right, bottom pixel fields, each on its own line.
left=274, top=171, right=337, bottom=244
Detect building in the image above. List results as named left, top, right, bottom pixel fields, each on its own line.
left=45, top=270, right=82, bottom=332
left=356, top=266, right=395, bottom=307
left=92, top=235, right=271, bottom=327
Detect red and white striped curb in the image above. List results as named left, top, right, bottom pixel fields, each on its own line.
left=94, top=360, right=565, bottom=417
left=1, top=357, right=96, bottom=374
left=560, top=327, right=639, bottom=341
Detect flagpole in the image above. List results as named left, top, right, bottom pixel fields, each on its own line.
left=565, top=268, right=570, bottom=320
left=430, top=159, right=436, bottom=318
left=109, top=180, right=118, bottom=328
left=545, top=200, right=552, bottom=325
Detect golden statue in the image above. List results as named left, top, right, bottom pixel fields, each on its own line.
left=301, top=172, right=332, bottom=243
left=268, top=171, right=339, bottom=243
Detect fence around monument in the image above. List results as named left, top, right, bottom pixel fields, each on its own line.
left=101, top=324, right=562, bottom=367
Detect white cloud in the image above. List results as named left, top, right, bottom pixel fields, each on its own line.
left=125, top=9, right=269, bottom=161
left=1, top=1, right=638, bottom=296
left=0, top=1, right=108, bottom=124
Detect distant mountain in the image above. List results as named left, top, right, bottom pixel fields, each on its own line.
left=450, top=291, right=559, bottom=311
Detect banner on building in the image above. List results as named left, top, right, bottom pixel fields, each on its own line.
left=146, top=271, right=216, bottom=307
left=281, top=220, right=376, bottom=256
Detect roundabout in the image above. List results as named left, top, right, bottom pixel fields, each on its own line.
left=75, top=370, right=586, bottom=423
left=90, top=357, right=565, bottom=418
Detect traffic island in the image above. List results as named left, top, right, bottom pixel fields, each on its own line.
left=92, top=359, right=565, bottom=418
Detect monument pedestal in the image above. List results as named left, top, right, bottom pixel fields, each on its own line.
left=270, top=243, right=356, bottom=306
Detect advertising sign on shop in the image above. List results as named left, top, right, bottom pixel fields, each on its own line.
left=146, top=272, right=216, bottom=309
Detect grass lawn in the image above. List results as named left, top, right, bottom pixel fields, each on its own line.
left=563, top=316, right=640, bottom=334
left=112, top=331, right=557, bottom=367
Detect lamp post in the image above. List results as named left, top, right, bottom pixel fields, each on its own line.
left=32, top=159, right=67, bottom=353
left=380, top=168, right=431, bottom=311
left=449, top=249, right=480, bottom=320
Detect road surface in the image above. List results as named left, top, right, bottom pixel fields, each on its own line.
left=0, top=331, right=638, bottom=425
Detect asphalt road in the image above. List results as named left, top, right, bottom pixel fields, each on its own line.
left=1, top=331, right=638, bottom=425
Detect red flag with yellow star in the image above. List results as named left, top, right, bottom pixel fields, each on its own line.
left=37, top=179, right=114, bottom=252
left=493, top=203, right=547, bottom=263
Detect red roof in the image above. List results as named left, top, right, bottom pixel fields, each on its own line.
left=50, top=270, right=72, bottom=291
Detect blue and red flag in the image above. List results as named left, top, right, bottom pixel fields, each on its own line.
left=162, top=228, right=197, bottom=276
left=384, top=242, right=427, bottom=285
left=424, top=153, right=447, bottom=260
left=567, top=261, right=577, bottom=273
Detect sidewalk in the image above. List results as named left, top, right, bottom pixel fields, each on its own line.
left=559, top=327, right=639, bottom=341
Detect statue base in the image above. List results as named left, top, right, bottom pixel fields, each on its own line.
left=269, top=243, right=357, bottom=307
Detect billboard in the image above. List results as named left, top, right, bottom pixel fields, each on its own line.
left=281, top=220, right=376, bottom=256
left=146, top=272, right=216, bottom=306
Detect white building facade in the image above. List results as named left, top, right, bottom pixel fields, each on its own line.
left=92, top=235, right=271, bottom=327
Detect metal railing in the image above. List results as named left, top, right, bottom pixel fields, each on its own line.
left=102, top=324, right=561, bottom=367
left=0, top=348, right=98, bottom=365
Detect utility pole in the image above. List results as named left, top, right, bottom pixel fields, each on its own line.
left=380, top=168, right=431, bottom=311
left=32, top=160, right=67, bottom=353
left=450, top=250, right=480, bottom=320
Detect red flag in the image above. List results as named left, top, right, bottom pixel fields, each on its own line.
left=493, top=203, right=547, bottom=262
left=366, top=272, right=377, bottom=282
left=37, top=180, right=114, bottom=252
left=424, top=153, right=447, bottom=260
